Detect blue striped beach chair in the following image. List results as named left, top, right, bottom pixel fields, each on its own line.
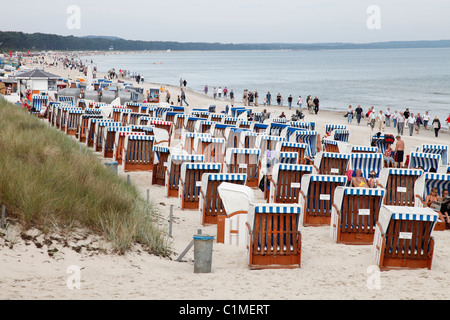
left=238, top=120, right=252, bottom=129
left=66, top=108, right=84, bottom=136
left=321, top=138, right=348, bottom=153
left=372, top=205, right=438, bottom=270
left=257, top=135, right=285, bottom=156
left=271, top=118, right=287, bottom=124
left=224, top=148, right=260, bottom=188
left=181, top=132, right=211, bottom=154
left=330, top=187, right=385, bottom=244
left=208, top=113, right=226, bottom=123
left=239, top=131, right=260, bottom=149
left=378, top=168, right=423, bottom=207
left=172, top=113, right=188, bottom=140
left=31, top=94, right=48, bottom=115
left=199, top=173, right=247, bottom=225
left=57, top=96, right=75, bottom=107
left=191, top=110, right=210, bottom=119
left=193, top=136, right=225, bottom=163
left=267, top=122, right=289, bottom=136
left=217, top=182, right=255, bottom=246
left=103, top=126, right=130, bottom=158
left=79, top=114, right=102, bottom=143
left=211, top=123, right=235, bottom=139
left=416, top=144, right=448, bottom=166
left=293, top=130, right=318, bottom=161
left=155, top=107, right=173, bottom=118
left=163, top=111, right=182, bottom=124
left=324, top=124, right=346, bottom=140
left=123, top=135, right=155, bottom=172
left=277, top=152, right=298, bottom=164
left=94, top=121, right=121, bottom=152
left=299, top=174, right=348, bottom=226
left=313, top=152, right=351, bottom=176
left=125, top=102, right=142, bottom=113
left=165, top=153, right=204, bottom=198
left=179, top=163, right=222, bottom=210
left=276, top=141, right=308, bottom=165
left=351, top=145, right=378, bottom=153
left=333, top=129, right=350, bottom=142
left=408, top=152, right=441, bottom=172
left=253, top=123, right=268, bottom=134
left=414, top=172, right=450, bottom=229
left=224, top=127, right=249, bottom=150
left=184, top=116, right=203, bottom=133
left=222, top=116, right=240, bottom=126
left=289, top=121, right=315, bottom=131
left=350, top=152, right=384, bottom=179
left=246, top=203, right=302, bottom=269
left=195, top=120, right=215, bottom=134
left=269, top=164, right=314, bottom=204
left=369, top=134, right=388, bottom=154
left=152, top=145, right=171, bottom=186
left=114, top=132, right=145, bottom=165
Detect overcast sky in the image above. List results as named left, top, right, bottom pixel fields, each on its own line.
left=2, top=0, right=449, bottom=43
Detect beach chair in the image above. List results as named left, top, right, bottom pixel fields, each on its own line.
left=31, top=94, right=48, bottom=117
left=86, top=118, right=113, bottom=148
left=246, top=203, right=302, bottom=269
left=94, top=122, right=121, bottom=153
left=224, top=148, right=260, bottom=188
left=240, top=131, right=260, bottom=149
left=277, top=152, right=298, bottom=164
left=155, top=107, right=173, bottom=118
left=351, top=145, right=378, bottom=154
left=65, top=108, right=84, bottom=136
left=125, top=102, right=142, bottom=113
left=113, top=132, right=146, bottom=165
left=330, top=187, right=385, bottom=244
left=238, top=120, right=252, bottom=129
left=199, top=173, right=247, bottom=225
left=145, top=119, right=173, bottom=146
left=102, top=126, right=129, bottom=158
left=409, top=152, right=441, bottom=172
left=414, top=172, right=450, bottom=230
left=165, top=153, right=204, bottom=198
left=299, top=174, right=348, bottom=226
left=292, top=130, right=318, bottom=162
left=333, top=129, right=350, bottom=143
left=289, top=121, right=315, bottom=131
left=224, top=127, right=248, bottom=150
left=184, top=116, right=202, bottom=133
left=181, top=132, right=211, bottom=154
left=208, top=113, right=226, bottom=123
left=194, top=137, right=225, bottom=163
left=123, top=135, right=155, bottom=172
left=267, top=122, right=290, bottom=137
left=57, top=95, right=75, bottom=107
left=195, top=120, right=214, bottom=134
left=378, top=168, right=423, bottom=207
left=192, top=110, right=210, bottom=119
left=217, top=183, right=255, bottom=247
left=416, top=144, right=448, bottom=166
left=276, top=141, right=308, bottom=165
left=253, top=123, right=268, bottom=134
left=256, top=135, right=285, bottom=156
left=59, top=106, right=69, bottom=132
left=372, top=205, right=438, bottom=270
left=179, top=163, right=221, bottom=210
left=212, top=123, right=235, bottom=139
left=173, top=113, right=188, bottom=140
left=349, top=152, right=384, bottom=179
left=78, top=114, right=102, bottom=143
left=128, top=112, right=143, bottom=125
left=152, top=146, right=170, bottom=186
left=313, top=152, right=351, bottom=176
left=223, top=116, right=239, bottom=126
left=269, top=164, right=314, bottom=204
left=324, top=124, right=346, bottom=139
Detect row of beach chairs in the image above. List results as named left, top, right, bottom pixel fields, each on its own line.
left=29, top=96, right=449, bottom=271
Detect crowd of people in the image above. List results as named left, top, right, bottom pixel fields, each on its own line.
left=345, top=105, right=450, bottom=138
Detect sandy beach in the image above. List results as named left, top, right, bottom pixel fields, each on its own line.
left=1, top=54, right=450, bottom=301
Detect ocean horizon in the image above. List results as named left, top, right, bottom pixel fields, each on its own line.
left=82, top=47, right=450, bottom=122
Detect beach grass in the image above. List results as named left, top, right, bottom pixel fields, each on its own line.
left=0, top=98, right=171, bottom=256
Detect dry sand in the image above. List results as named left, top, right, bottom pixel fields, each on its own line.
left=1, top=54, right=449, bottom=300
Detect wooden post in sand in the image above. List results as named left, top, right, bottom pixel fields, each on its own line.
left=1, top=205, right=5, bottom=229
left=169, top=205, right=173, bottom=237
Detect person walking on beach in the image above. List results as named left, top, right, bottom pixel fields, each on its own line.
left=218, top=87, right=222, bottom=98
left=223, top=87, right=228, bottom=98
left=204, top=84, right=208, bottom=95
left=276, top=93, right=282, bottom=106
left=423, top=111, right=430, bottom=130
left=165, top=90, right=171, bottom=104
left=313, top=96, right=319, bottom=114
left=415, top=112, right=423, bottom=134
left=266, top=92, right=271, bottom=105
left=180, top=78, right=183, bottom=87
left=254, top=90, right=258, bottom=106
left=446, top=113, right=450, bottom=131
left=297, top=96, right=303, bottom=109
left=378, top=110, right=385, bottom=132
left=396, top=112, right=405, bottom=135
left=385, top=108, right=391, bottom=127
left=183, top=79, right=187, bottom=88
left=230, top=90, right=235, bottom=107
left=369, top=109, right=376, bottom=131
left=287, top=95, right=293, bottom=110
left=394, top=135, right=405, bottom=168
left=180, top=89, right=189, bottom=106
left=404, top=108, right=410, bottom=120
left=243, top=90, right=248, bottom=106
left=393, top=110, right=398, bottom=128
left=407, top=113, right=415, bottom=136
left=346, top=105, right=354, bottom=124
left=355, top=105, right=363, bottom=126
left=432, top=116, right=441, bottom=137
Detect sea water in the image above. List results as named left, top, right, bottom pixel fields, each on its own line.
left=83, top=48, right=450, bottom=122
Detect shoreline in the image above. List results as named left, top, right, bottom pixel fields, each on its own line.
left=1, top=53, right=449, bottom=300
